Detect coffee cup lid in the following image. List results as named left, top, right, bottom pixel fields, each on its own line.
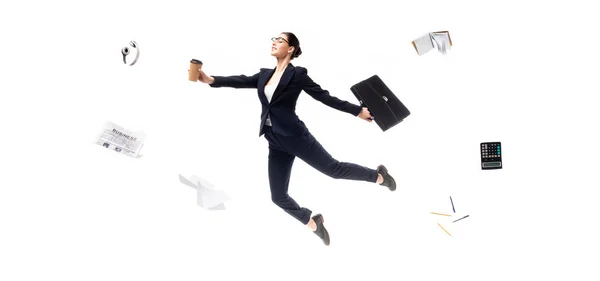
left=190, top=59, right=203, bottom=64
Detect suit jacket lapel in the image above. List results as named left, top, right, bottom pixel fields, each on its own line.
left=270, top=64, right=295, bottom=104
left=258, top=69, right=273, bottom=104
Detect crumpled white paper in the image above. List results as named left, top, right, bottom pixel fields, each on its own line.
left=178, top=174, right=230, bottom=210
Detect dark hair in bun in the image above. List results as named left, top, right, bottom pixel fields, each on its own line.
left=282, top=32, right=302, bottom=59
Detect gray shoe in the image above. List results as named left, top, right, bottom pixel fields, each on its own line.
left=377, top=165, right=396, bottom=191
left=312, top=214, right=330, bottom=246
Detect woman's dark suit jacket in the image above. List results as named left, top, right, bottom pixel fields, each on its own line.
left=209, top=63, right=362, bottom=137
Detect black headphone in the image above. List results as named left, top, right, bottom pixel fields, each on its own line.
left=121, top=41, right=140, bottom=65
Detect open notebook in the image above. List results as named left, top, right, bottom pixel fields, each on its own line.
left=412, top=31, right=453, bottom=55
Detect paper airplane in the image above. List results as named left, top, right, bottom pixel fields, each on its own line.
left=208, top=203, right=226, bottom=210
left=178, top=174, right=230, bottom=210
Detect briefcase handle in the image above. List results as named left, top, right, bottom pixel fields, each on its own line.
left=358, top=100, right=375, bottom=121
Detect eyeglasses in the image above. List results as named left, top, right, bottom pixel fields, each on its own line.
left=271, top=37, right=289, bottom=44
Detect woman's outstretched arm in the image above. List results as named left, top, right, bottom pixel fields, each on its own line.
left=299, top=67, right=362, bottom=116
left=208, top=72, right=261, bottom=89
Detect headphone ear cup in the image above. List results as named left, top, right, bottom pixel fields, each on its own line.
left=122, top=47, right=130, bottom=55
left=129, top=41, right=137, bottom=48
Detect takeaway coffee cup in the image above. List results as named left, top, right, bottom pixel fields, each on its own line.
left=189, top=59, right=203, bottom=81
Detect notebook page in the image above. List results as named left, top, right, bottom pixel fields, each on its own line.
left=431, top=32, right=451, bottom=54
left=412, top=33, right=434, bottom=55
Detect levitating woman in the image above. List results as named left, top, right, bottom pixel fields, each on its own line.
left=193, top=32, right=396, bottom=246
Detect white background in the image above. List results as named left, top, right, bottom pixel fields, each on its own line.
left=1, top=0, right=599, bottom=280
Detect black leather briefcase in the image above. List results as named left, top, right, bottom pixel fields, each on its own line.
left=350, top=75, right=411, bottom=132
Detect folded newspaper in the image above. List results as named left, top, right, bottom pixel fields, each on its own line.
left=179, top=174, right=231, bottom=210
left=96, top=121, right=146, bottom=158
left=412, top=31, right=453, bottom=55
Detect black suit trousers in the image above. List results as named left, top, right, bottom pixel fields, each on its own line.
left=263, top=126, right=378, bottom=225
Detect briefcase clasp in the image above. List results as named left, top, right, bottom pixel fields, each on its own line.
left=382, top=96, right=388, bottom=102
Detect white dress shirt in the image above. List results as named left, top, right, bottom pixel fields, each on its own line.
left=264, top=81, right=279, bottom=126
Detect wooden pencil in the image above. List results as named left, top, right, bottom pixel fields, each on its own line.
left=431, top=212, right=451, bottom=216
left=438, top=223, right=452, bottom=237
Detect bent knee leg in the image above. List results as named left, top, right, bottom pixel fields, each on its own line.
left=271, top=194, right=296, bottom=209
left=320, top=160, right=348, bottom=179
left=271, top=194, right=287, bottom=207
